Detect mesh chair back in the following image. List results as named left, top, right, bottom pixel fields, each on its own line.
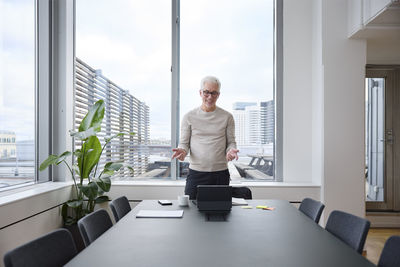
left=3, top=228, right=77, bottom=267
left=378, top=236, right=400, bottom=267
left=325, top=210, right=370, bottom=254
left=298, top=198, right=325, bottom=223
left=78, top=209, right=113, bottom=247
left=232, top=187, right=252, bottom=200
left=110, top=196, right=131, bottom=222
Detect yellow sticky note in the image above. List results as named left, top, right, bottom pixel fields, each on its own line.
left=241, top=206, right=253, bottom=209
left=256, top=205, right=268, bottom=209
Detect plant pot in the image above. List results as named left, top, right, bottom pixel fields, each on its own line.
left=64, top=223, right=85, bottom=252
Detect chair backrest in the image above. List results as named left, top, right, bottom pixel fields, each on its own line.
left=109, top=196, right=131, bottom=222
left=232, top=187, right=252, bottom=200
left=298, top=198, right=325, bottom=223
left=325, top=210, right=370, bottom=254
left=3, top=228, right=77, bottom=267
left=378, top=235, right=400, bottom=267
left=78, top=209, right=113, bottom=247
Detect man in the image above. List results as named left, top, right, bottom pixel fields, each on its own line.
left=172, top=76, right=239, bottom=199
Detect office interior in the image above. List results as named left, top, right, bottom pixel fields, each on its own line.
left=1, top=0, right=400, bottom=264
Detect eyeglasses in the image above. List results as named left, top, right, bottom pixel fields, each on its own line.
left=202, top=90, right=220, bottom=97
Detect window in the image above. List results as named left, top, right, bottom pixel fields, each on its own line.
left=76, top=0, right=171, bottom=180
left=180, top=0, right=276, bottom=180
left=0, top=0, right=35, bottom=189
left=75, top=0, right=281, bottom=181
left=0, top=0, right=52, bottom=190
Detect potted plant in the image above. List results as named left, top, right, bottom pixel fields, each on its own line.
left=39, top=99, right=133, bottom=249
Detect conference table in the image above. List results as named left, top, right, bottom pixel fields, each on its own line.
left=65, top=200, right=375, bottom=267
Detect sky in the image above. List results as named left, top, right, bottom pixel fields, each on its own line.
left=0, top=0, right=274, bottom=142
left=76, top=0, right=274, bottom=140
left=0, top=0, right=35, bottom=141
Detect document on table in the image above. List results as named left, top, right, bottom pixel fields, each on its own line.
left=232, top=197, right=248, bottom=206
left=136, top=210, right=184, bottom=218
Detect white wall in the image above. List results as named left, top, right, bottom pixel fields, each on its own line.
left=0, top=185, right=72, bottom=267
left=367, top=38, right=400, bottom=64
left=283, top=0, right=313, bottom=183
left=320, top=0, right=367, bottom=221
left=311, top=0, right=324, bottom=186
left=284, top=0, right=367, bottom=221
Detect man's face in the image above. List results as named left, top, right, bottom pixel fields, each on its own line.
left=200, top=82, right=220, bottom=110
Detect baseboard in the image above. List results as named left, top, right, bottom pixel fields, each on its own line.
left=366, top=212, right=400, bottom=228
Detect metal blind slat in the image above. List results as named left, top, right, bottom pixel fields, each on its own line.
left=74, top=58, right=150, bottom=178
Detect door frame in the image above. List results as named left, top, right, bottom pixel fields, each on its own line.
left=365, top=66, right=395, bottom=211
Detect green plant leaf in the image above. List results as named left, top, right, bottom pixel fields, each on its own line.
left=80, top=182, right=98, bottom=200
left=127, top=166, right=134, bottom=176
left=78, top=136, right=102, bottom=178
left=95, top=195, right=109, bottom=204
left=56, top=151, right=72, bottom=165
left=96, top=174, right=111, bottom=192
left=72, top=164, right=80, bottom=176
left=39, top=155, right=59, bottom=171
left=103, top=170, right=115, bottom=176
left=97, top=187, right=104, bottom=196
left=73, top=149, right=82, bottom=158
left=70, top=127, right=98, bottom=140
left=64, top=217, right=76, bottom=226
left=79, top=99, right=105, bottom=133
left=59, top=151, right=72, bottom=158
left=104, top=162, right=123, bottom=171
left=66, top=199, right=83, bottom=208
left=104, top=133, right=124, bottom=143
left=61, top=203, right=68, bottom=222
left=104, top=132, right=135, bottom=143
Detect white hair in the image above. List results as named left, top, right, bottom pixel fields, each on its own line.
left=200, top=76, right=221, bottom=91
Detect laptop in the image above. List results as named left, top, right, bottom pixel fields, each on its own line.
left=196, top=185, right=232, bottom=213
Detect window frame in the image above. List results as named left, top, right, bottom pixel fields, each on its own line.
left=71, top=0, right=283, bottom=182
left=36, top=0, right=53, bottom=183
left=0, top=0, right=53, bottom=192
left=171, top=0, right=283, bottom=180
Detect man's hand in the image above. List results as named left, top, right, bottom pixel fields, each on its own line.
left=172, top=148, right=187, bottom=161
left=226, top=148, right=239, bottom=161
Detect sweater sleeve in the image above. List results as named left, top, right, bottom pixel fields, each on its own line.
left=178, top=113, right=191, bottom=153
left=226, top=114, right=237, bottom=153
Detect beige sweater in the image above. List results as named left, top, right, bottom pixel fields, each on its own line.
left=178, top=106, right=237, bottom=172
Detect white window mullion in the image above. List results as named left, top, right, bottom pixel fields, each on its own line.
left=36, top=0, right=52, bottom=182
left=51, top=0, right=75, bottom=181
left=171, top=0, right=180, bottom=180
left=274, top=0, right=283, bottom=181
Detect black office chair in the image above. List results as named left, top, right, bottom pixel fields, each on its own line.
left=298, top=198, right=325, bottom=223
left=110, top=196, right=131, bottom=222
left=3, top=228, right=77, bottom=267
left=377, top=235, right=400, bottom=267
left=325, top=210, right=370, bottom=254
left=232, top=187, right=252, bottom=199
left=78, top=208, right=113, bottom=247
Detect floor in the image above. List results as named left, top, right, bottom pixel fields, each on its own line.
left=363, top=228, right=400, bottom=265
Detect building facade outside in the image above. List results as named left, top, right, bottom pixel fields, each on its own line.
left=232, top=102, right=257, bottom=146
left=0, top=131, right=16, bottom=159
left=75, top=58, right=150, bottom=179
left=260, top=100, right=274, bottom=144
left=245, top=105, right=261, bottom=145
left=233, top=101, right=274, bottom=146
